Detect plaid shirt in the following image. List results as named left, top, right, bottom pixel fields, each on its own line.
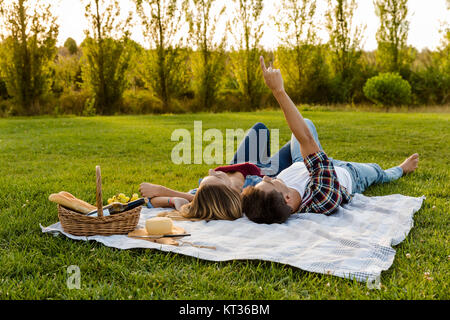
left=298, top=151, right=352, bottom=215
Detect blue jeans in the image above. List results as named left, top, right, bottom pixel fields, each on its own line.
left=330, top=160, right=403, bottom=194
left=289, top=122, right=404, bottom=194
left=231, top=122, right=302, bottom=177
left=231, top=119, right=324, bottom=176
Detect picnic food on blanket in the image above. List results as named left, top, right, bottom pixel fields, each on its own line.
left=48, top=191, right=97, bottom=214
left=87, top=197, right=148, bottom=216
left=128, top=217, right=190, bottom=246
left=145, top=217, right=174, bottom=235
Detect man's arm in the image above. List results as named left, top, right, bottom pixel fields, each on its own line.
left=260, top=56, right=320, bottom=159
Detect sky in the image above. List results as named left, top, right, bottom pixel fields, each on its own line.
left=45, top=0, right=450, bottom=51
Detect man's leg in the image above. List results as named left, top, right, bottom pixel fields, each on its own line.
left=332, top=154, right=419, bottom=194
left=290, top=119, right=324, bottom=163
left=333, top=160, right=402, bottom=194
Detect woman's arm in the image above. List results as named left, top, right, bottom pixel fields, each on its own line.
left=139, top=183, right=195, bottom=202
left=149, top=196, right=189, bottom=210
left=259, top=56, right=320, bottom=159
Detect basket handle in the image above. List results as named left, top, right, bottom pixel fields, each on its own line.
left=96, top=165, right=103, bottom=217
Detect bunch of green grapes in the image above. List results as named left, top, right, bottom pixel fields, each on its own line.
left=108, top=193, right=139, bottom=204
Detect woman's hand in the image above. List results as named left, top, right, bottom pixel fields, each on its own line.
left=260, top=56, right=284, bottom=93
left=172, top=197, right=189, bottom=211
left=139, top=183, right=163, bottom=198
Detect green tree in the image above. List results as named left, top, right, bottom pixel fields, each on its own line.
left=64, top=37, right=78, bottom=55
left=434, top=4, right=450, bottom=104
left=125, top=40, right=147, bottom=93
left=184, top=0, right=227, bottom=111
left=134, top=0, right=190, bottom=112
left=409, top=12, right=449, bottom=105
left=53, top=47, right=82, bottom=94
left=0, top=0, right=58, bottom=115
left=374, top=0, right=411, bottom=74
left=82, top=0, right=132, bottom=115
left=325, top=0, right=365, bottom=103
left=227, top=0, right=268, bottom=111
left=273, top=0, right=329, bottom=103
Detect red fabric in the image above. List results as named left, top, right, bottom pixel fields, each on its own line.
left=215, top=163, right=263, bottom=178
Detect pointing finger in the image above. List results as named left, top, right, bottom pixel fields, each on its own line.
left=260, top=56, right=267, bottom=72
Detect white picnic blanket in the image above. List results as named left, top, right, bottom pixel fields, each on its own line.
left=41, top=193, right=424, bottom=283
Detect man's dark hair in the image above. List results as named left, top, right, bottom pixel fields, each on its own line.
left=241, top=186, right=292, bottom=224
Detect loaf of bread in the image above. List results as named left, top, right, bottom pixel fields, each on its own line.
left=48, top=191, right=97, bottom=214
left=145, top=217, right=173, bottom=235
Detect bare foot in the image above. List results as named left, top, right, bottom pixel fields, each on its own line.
left=399, top=153, right=419, bottom=175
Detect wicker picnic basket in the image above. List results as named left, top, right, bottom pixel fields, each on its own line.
left=58, top=166, right=140, bottom=236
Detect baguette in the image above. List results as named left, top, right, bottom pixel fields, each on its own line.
left=49, top=191, right=97, bottom=214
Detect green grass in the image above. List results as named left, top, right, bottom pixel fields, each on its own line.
left=0, top=111, right=449, bottom=300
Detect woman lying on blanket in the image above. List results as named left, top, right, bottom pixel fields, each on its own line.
left=139, top=57, right=419, bottom=222
left=139, top=121, right=296, bottom=221
left=140, top=118, right=325, bottom=219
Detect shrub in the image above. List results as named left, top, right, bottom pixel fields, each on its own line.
left=0, top=99, right=14, bottom=117
left=363, top=72, right=412, bottom=107
left=122, top=90, right=164, bottom=114
left=408, top=49, right=449, bottom=106
left=56, top=89, right=92, bottom=115
left=0, top=78, right=9, bottom=100
left=409, top=66, right=449, bottom=105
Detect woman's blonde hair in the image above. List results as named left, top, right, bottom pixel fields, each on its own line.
left=159, top=184, right=242, bottom=221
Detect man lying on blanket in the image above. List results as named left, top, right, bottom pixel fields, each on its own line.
left=240, top=57, right=419, bottom=224
left=140, top=57, right=419, bottom=224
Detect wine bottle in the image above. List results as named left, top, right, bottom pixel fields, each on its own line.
left=87, top=198, right=147, bottom=217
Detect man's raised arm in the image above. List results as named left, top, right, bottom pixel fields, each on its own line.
left=260, top=56, right=320, bottom=159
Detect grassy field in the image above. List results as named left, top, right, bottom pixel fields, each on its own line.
left=0, top=110, right=448, bottom=300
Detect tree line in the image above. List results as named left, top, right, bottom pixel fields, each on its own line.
left=0, top=0, right=448, bottom=116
